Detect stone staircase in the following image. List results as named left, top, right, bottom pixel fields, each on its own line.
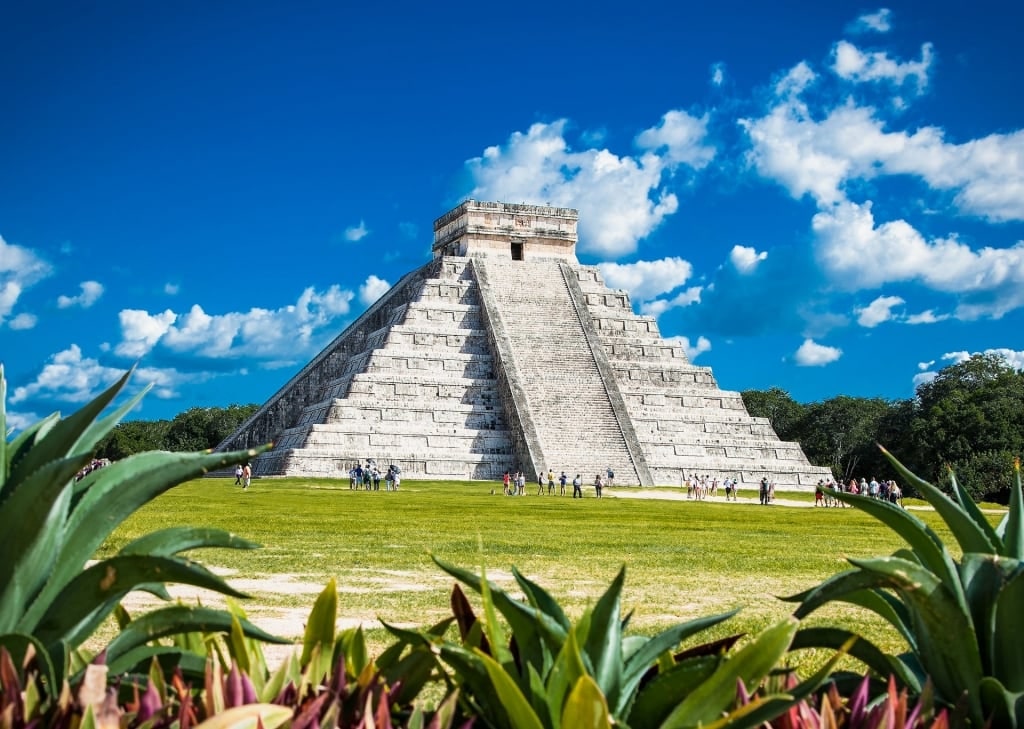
left=252, top=258, right=516, bottom=480
left=473, top=258, right=643, bottom=485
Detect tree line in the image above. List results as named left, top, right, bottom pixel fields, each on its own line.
left=742, top=353, right=1024, bottom=503
left=96, top=353, right=1023, bottom=502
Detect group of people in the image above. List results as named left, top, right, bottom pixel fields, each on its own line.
left=815, top=477, right=903, bottom=507
left=347, top=460, right=402, bottom=491
left=500, top=467, right=615, bottom=498
left=684, top=474, right=745, bottom=501
left=75, top=457, right=111, bottom=482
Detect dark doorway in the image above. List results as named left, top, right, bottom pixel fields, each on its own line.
left=511, top=242, right=524, bottom=260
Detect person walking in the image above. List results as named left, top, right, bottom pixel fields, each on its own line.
left=594, top=473, right=603, bottom=498
left=242, top=462, right=252, bottom=491
left=572, top=474, right=583, bottom=499
left=234, top=464, right=243, bottom=486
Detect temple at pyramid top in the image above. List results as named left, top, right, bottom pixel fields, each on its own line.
left=216, top=200, right=832, bottom=490
left=432, top=200, right=579, bottom=262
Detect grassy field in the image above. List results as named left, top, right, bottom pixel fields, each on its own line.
left=101, top=476, right=979, bottom=667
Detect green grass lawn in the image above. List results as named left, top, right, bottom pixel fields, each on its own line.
left=101, top=476, right=981, bottom=668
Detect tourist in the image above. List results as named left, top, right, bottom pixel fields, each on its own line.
left=537, top=472, right=545, bottom=495
left=503, top=471, right=511, bottom=496
left=242, top=462, right=252, bottom=491
left=548, top=468, right=556, bottom=495
left=559, top=471, right=568, bottom=495
left=606, top=466, right=615, bottom=487
left=759, top=476, right=769, bottom=505
left=594, top=473, right=603, bottom=498
left=724, top=477, right=733, bottom=501
left=572, top=474, right=582, bottom=498
left=234, top=464, right=244, bottom=486
left=815, top=480, right=825, bottom=506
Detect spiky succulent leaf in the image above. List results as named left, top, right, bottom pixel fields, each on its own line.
left=849, top=554, right=984, bottom=722
left=32, top=555, right=250, bottom=649
left=120, top=527, right=260, bottom=557
left=881, top=445, right=1001, bottom=556
left=21, top=445, right=269, bottom=631
left=616, top=609, right=738, bottom=718
left=791, top=626, right=921, bottom=692
left=582, top=566, right=624, bottom=706
left=830, top=488, right=964, bottom=607
left=560, top=674, right=610, bottom=729
left=993, top=569, right=1024, bottom=692
left=659, top=617, right=799, bottom=729
left=102, top=605, right=287, bottom=673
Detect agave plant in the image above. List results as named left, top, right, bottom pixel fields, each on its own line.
left=786, top=447, right=1024, bottom=727
left=0, top=365, right=283, bottom=695
left=384, top=557, right=846, bottom=729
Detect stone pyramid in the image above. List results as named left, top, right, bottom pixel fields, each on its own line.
left=217, top=200, right=832, bottom=490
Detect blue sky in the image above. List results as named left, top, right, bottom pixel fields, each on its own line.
left=3, top=0, right=1023, bottom=427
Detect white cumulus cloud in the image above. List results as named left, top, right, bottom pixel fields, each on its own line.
left=729, top=245, right=768, bottom=273
left=856, top=295, right=904, bottom=327
left=640, top=287, right=703, bottom=317
left=114, top=285, right=355, bottom=362
left=359, top=275, right=391, bottom=306
left=848, top=8, right=893, bottom=33
left=794, top=338, right=842, bottom=366
left=664, top=335, right=711, bottom=361
left=635, top=110, right=716, bottom=168
left=0, top=235, right=52, bottom=326
left=467, top=119, right=693, bottom=257
left=597, top=257, right=694, bottom=300
left=832, top=40, right=933, bottom=91
left=345, top=221, right=370, bottom=242
left=57, top=280, right=104, bottom=309
left=812, top=201, right=1024, bottom=318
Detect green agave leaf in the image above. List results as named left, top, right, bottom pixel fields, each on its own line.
left=838, top=587, right=916, bottom=648
left=960, top=554, right=1021, bottom=677
left=999, top=461, right=1024, bottom=559
left=3, top=414, right=60, bottom=496
left=336, top=625, right=369, bottom=680
left=120, top=527, right=261, bottom=556
left=0, top=459, right=80, bottom=633
left=786, top=568, right=907, bottom=625
left=993, top=568, right=1024, bottom=692
left=512, top=565, right=571, bottom=632
left=616, top=609, right=739, bottom=718
left=582, top=565, right=624, bottom=706
left=883, top=446, right=1000, bottom=555
left=102, top=605, right=287, bottom=670
left=790, top=626, right=921, bottom=692
left=31, top=555, right=250, bottom=647
left=947, top=466, right=1005, bottom=551
left=22, top=445, right=270, bottom=630
left=978, top=676, right=1023, bottom=729
left=191, top=703, right=292, bottom=729
left=546, top=624, right=589, bottom=729
left=526, top=664, right=553, bottom=728
left=660, top=616, right=799, bottom=729
left=432, top=556, right=567, bottom=663
left=702, top=635, right=853, bottom=729
left=474, top=646, right=545, bottom=729
left=227, top=614, right=251, bottom=676
left=850, top=554, right=984, bottom=722
left=105, top=645, right=207, bottom=678
left=70, top=378, right=152, bottom=462
left=627, top=655, right=722, bottom=728
left=6, top=370, right=134, bottom=491
left=478, top=563, right=512, bottom=670
left=560, top=674, right=611, bottom=729
left=300, top=578, right=337, bottom=668
left=0, top=632, right=58, bottom=699
left=832, top=486, right=963, bottom=605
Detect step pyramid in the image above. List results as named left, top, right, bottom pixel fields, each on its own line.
left=216, top=200, right=832, bottom=490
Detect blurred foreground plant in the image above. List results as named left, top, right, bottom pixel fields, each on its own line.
left=0, top=365, right=282, bottom=697
left=787, top=447, right=1024, bottom=727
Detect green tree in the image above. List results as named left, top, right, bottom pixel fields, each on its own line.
left=798, top=396, right=892, bottom=482
left=741, top=387, right=806, bottom=441
left=95, top=419, right=170, bottom=460
left=164, top=404, right=259, bottom=452
left=911, top=353, right=1024, bottom=485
